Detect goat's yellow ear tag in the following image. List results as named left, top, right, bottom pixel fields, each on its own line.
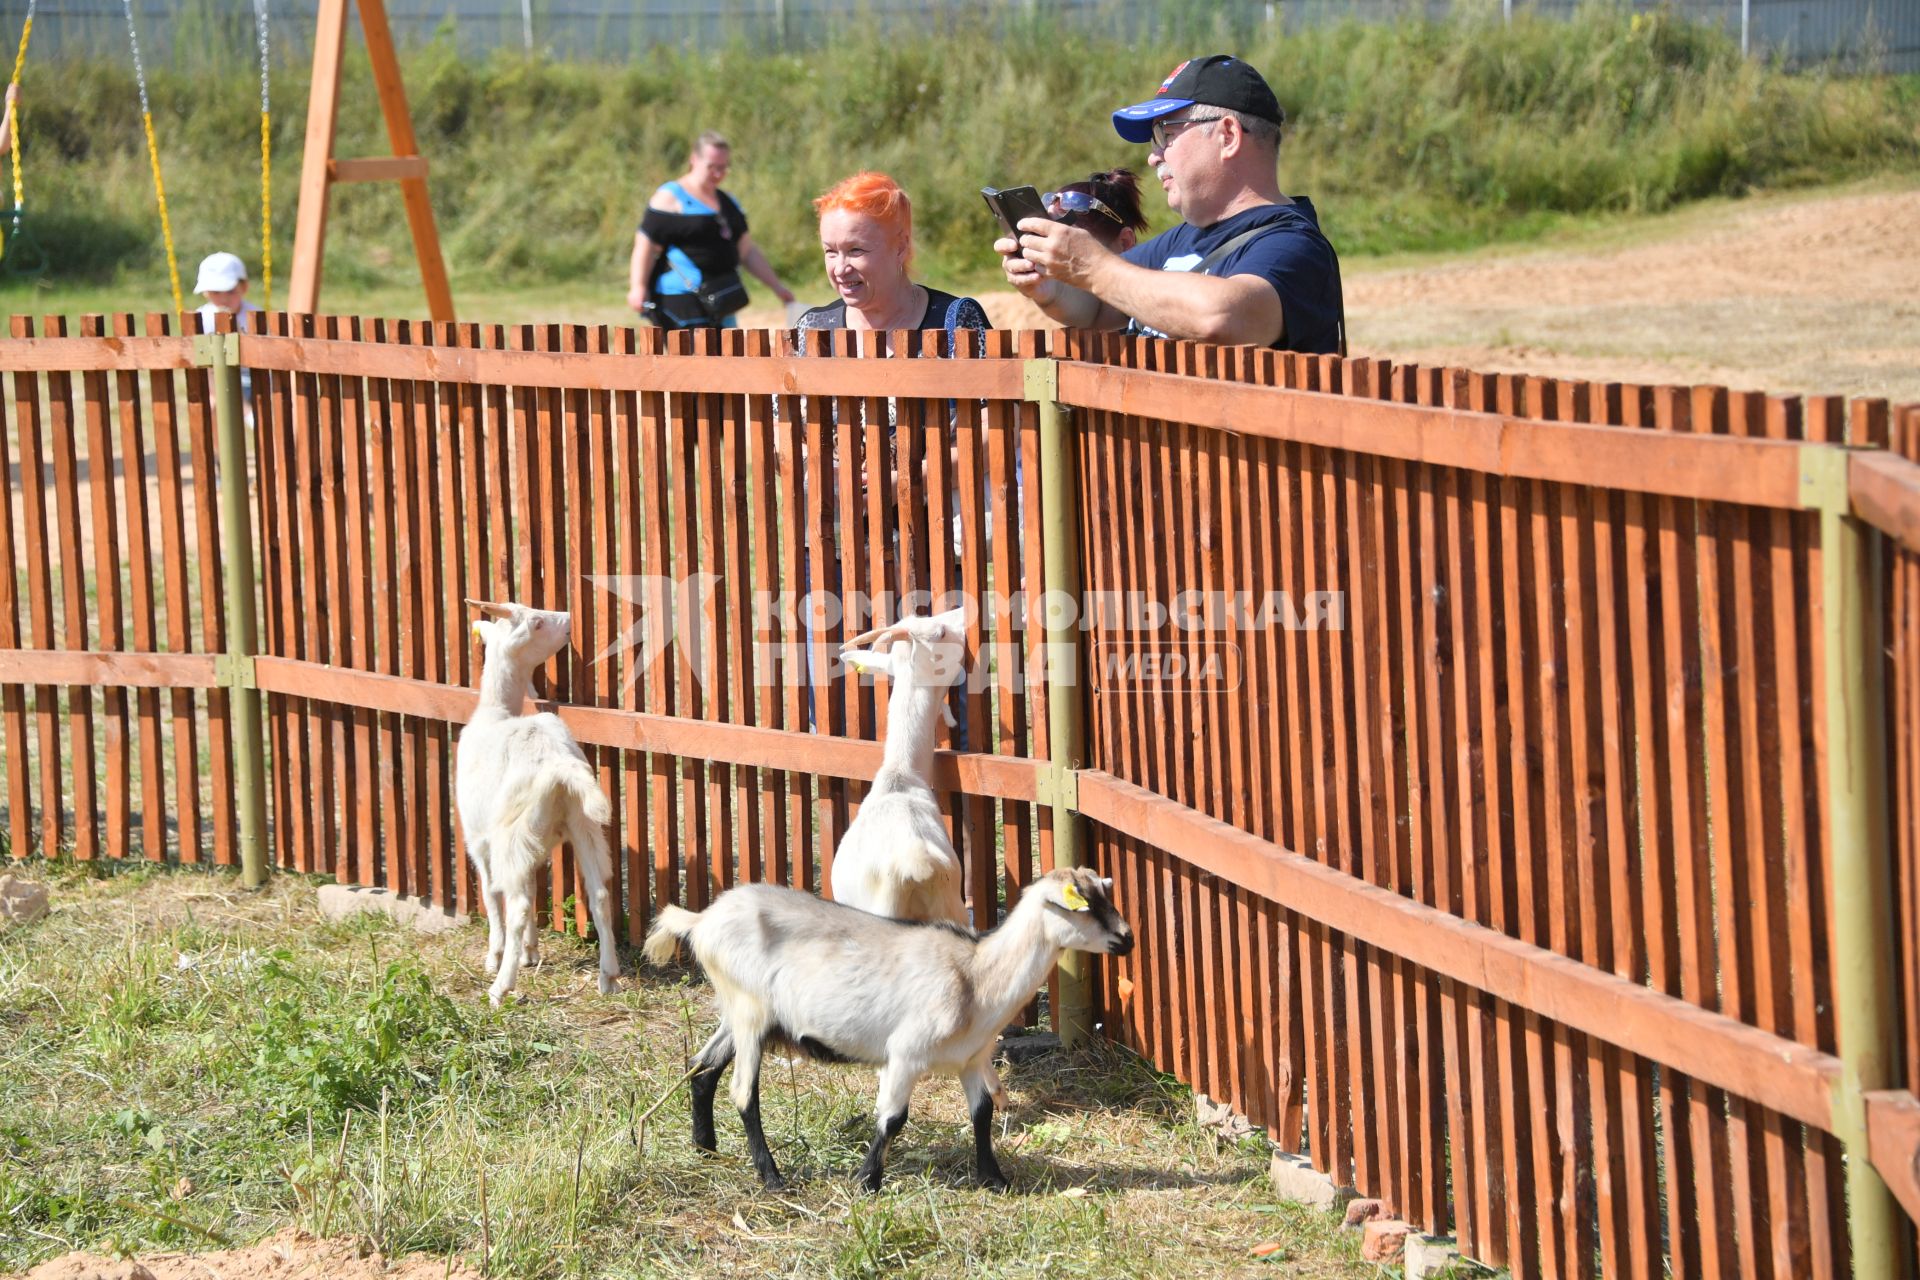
left=1060, top=881, right=1090, bottom=912
left=470, top=621, right=486, bottom=639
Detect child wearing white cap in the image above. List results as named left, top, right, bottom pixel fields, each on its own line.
left=195, top=252, right=259, bottom=423
left=194, top=252, right=261, bottom=331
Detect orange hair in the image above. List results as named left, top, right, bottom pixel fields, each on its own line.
left=813, top=171, right=913, bottom=266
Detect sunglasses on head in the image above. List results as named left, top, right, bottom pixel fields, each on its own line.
left=1044, top=190, right=1124, bottom=225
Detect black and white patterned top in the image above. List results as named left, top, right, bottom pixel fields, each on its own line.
left=796, top=286, right=990, bottom=344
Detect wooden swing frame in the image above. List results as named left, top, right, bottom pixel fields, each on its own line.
left=288, top=0, right=453, bottom=321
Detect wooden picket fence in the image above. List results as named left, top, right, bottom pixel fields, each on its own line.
left=3, top=311, right=1919, bottom=1279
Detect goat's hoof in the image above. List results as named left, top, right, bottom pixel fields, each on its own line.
left=598, top=972, right=619, bottom=995
left=761, top=1173, right=787, bottom=1191
left=484, top=955, right=501, bottom=976
left=976, top=1170, right=1010, bottom=1193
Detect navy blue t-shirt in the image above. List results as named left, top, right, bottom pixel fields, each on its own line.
left=1121, top=199, right=1344, bottom=354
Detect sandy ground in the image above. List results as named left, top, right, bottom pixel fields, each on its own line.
left=814, top=183, right=1920, bottom=405
left=8, top=1229, right=484, bottom=1280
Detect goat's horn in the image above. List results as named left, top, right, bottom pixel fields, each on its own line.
left=465, top=598, right=513, bottom=619
left=842, top=621, right=906, bottom=649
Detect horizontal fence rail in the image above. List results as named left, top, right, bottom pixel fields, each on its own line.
left=3, top=312, right=1919, bottom=1279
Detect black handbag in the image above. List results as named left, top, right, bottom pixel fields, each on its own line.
left=647, top=264, right=748, bottom=328
left=645, top=292, right=712, bottom=328
left=694, top=270, right=750, bottom=318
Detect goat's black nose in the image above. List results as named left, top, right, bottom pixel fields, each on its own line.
left=1109, top=931, right=1135, bottom=957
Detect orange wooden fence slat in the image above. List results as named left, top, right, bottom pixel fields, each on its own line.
left=556, top=323, right=590, bottom=932
left=144, top=313, right=202, bottom=866
left=45, top=316, right=97, bottom=862
left=695, top=328, right=734, bottom=904
left=314, top=314, right=348, bottom=883
left=719, top=329, right=759, bottom=890
left=588, top=325, right=622, bottom=934
left=744, top=328, right=783, bottom=893
left=77, top=317, right=130, bottom=862
left=770, top=327, right=810, bottom=894
left=259, top=311, right=295, bottom=870
left=0, top=321, right=31, bottom=858
left=187, top=322, right=236, bottom=869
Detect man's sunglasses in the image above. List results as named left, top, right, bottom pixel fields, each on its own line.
left=1150, top=112, right=1220, bottom=152
left=1044, top=190, right=1124, bottom=225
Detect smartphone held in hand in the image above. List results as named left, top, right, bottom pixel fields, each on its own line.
left=982, top=185, right=1050, bottom=257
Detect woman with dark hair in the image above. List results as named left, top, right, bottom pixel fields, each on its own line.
left=1044, top=168, right=1150, bottom=252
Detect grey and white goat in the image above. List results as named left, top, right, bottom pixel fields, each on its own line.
left=457, top=600, right=620, bottom=1006
left=643, top=866, right=1133, bottom=1193
left=829, top=608, right=969, bottom=926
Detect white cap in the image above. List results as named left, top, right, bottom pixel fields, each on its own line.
left=193, top=252, right=248, bottom=294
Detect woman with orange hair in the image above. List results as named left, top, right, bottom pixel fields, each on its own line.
left=797, top=172, right=988, bottom=342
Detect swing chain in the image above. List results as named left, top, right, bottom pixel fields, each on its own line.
left=123, top=0, right=184, bottom=318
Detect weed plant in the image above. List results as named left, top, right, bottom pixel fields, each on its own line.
left=1, top=1, right=1914, bottom=305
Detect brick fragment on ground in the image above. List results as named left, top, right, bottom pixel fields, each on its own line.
left=1342, top=1197, right=1388, bottom=1228
left=1361, top=1218, right=1411, bottom=1264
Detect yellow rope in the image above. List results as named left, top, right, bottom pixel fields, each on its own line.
left=9, top=15, right=32, bottom=219
left=259, top=110, right=272, bottom=308
left=123, top=0, right=182, bottom=318
left=140, top=110, right=183, bottom=318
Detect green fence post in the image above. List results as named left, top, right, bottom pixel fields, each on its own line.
left=1816, top=461, right=1902, bottom=1277
left=1028, top=357, right=1091, bottom=1047
left=201, top=331, right=270, bottom=890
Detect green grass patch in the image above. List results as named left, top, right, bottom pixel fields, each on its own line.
left=0, top=866, right=1398, bottom=1278
left=0, top=1, right=1913, bottom=315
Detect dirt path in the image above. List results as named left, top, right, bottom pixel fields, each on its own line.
left=904, top=183, right=1920, bottom=404
left=9, top=1229, right=483, bottom=1280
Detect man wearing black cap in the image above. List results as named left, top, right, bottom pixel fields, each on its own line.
left=997, top=54, right=1343, bottom=353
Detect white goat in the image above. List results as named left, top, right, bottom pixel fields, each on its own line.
left=457, top=599, right=620, bottom=1006
left=828, top=608, right=968, bottom=926
left=643, top=866, right=1133, bottom=1193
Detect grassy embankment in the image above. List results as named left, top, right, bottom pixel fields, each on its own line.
left=0, top=2, right=1915, bottom=320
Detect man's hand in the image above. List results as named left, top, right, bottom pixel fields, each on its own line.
left=995, top=218, right=1124, bottom=332
left=995, top=232, right=1058, bottom=306
left=1010, top=217, right=1113, bottom=292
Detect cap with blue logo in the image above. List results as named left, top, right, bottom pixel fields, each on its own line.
left=1111, top=54, right=1285, bottom=144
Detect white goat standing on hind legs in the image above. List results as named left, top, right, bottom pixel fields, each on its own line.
left=829, top=607, right=970, bottom=927
left=457, top=600, right=620, bottom=1006
left=832, top=609, right=1011, bottom=1107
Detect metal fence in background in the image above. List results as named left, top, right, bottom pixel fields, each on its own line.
left=0, top=0, right=1269, bottom=63
left=1, top=0, right=1914, bottom=70
left=1280, top=0, right=1919, bottom=68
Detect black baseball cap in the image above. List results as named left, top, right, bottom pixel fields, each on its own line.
left=1112, top=54, right=1285, bottom=143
